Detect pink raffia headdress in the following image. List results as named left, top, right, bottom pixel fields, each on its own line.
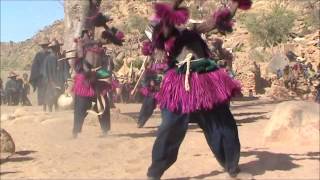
left=213, top=7, right=234, bottom=33
left=115, top=31, right=125, bottom=41
left=212, top=0, right=252, bottom=33
left=232, top=0, right=253, bottom=10
left=140, top=1, right=189, bottom=55
left=142, top=41, right=154, bottom=56
left=153, top=2, right=189, bottom=26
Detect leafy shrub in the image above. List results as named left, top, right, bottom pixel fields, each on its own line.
left=189, top=1, right=217, bottom=20
left=114, top=58, right=124, bottom=72
left=126, top=15, right=148, bottom=34
left=304, top=1, right=320, bottom=30
left=132, top=58, right=143, bottom=69
left=249, top=49, right=272, bottom=63
left=189, top=5, right=203, bottom=19
left=244, top=2, right=295, bottom=47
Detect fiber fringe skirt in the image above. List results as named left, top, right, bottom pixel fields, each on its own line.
left=156, top=68, right=241, bottom=113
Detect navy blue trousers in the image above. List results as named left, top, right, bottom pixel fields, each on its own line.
left=147, top=104, right=240, bottom=178
left=137, top=96, right=157, bottom=127
left=73, top=95, right=110, bottom=135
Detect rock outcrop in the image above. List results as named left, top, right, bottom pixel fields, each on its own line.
left=0, top=129, right=15, bottom=154
left=264, top=101, right=320, bottom=145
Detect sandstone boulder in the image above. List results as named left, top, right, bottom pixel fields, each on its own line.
left=0, top=129, right=15, bottom=154
left=264, top=101, right=320, bottom=145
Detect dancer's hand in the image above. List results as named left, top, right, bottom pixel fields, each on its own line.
left=130, top=90, right=135, bottom=96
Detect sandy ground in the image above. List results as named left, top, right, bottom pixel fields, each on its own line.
left=0, top=97, right=319, bottom=180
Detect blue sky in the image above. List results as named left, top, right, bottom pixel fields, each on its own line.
left=1, top=0, right=64, bottom=42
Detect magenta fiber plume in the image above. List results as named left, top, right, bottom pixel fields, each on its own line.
left=232, top=0, right=252, bottom=10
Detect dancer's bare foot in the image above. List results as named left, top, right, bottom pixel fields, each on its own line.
left=227, top=172, right=254, bottom=180
left=99, top=131, right=108, bottom=138
left=227, top=168, right=253, bottom=180
left=137, top=122, right=144, bottom=128
left=72, top=133, right=78, bottom=139
left=147, top=176, right=160, bottom=180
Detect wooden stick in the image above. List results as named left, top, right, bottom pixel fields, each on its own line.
left=58, top=56, right=77, bottom=61
left=92, top=66, right=102, bottom=72
left=65, top=49, right=76, bottom=53
left=138, top=56, right=148, bottom=75
left=184, top=53, right=193, bottom=91
left=130, top=56, right=149, bottom=95
left=98, top=78, right=111, bottom=83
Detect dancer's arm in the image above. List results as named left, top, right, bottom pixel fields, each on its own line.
left=173, top=0, right=184, bottom=9
left=192, top=0, right=252, bottom=34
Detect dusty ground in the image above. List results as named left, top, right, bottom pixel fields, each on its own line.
left=0, top=97, right=319, bottom=180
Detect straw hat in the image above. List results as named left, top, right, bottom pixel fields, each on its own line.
left=38, top=37, right=50, bottom=46
left=8, top=71, right=18, bottom=78
left=58, top=50, right=77, bottom=61
left=48, top=39, right=63, bottom=48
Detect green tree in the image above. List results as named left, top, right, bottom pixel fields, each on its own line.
left=126, top=15, right=149, bottom=34
left=304, top=0, right=320, bottom=30
left=244, top=2, right=295, bottom=47
left=132, top=58, right=144, bottom=69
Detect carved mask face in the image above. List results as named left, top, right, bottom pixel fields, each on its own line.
left=82, top=33, right=90, bottom=41
left=88, top=30, right=94, bottom=39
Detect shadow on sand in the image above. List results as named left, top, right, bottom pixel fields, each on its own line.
left=0, top=171, right=21, bottom=176
left=0, top=150, right=37, bottom=165
left=232, top=96, right=260, bottom=101
left=240, top=149, right=320, bottom=176
left=121, top=111, right=161, bottom=119
left=162, top=149, right=319, bottom=179
left=233, top=112, right=268, bottom=117
left=165, top=170, right=223, bottom=180
left=114, top=130, right=157, bottom=138
left=231, top=99, right=287, bottom=110
left=236, top=115, right=268, bottom=126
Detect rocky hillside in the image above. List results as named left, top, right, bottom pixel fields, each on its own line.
left=0, top=20, right=63, bottom=70
left=1, top=20, right=64, bottom=70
